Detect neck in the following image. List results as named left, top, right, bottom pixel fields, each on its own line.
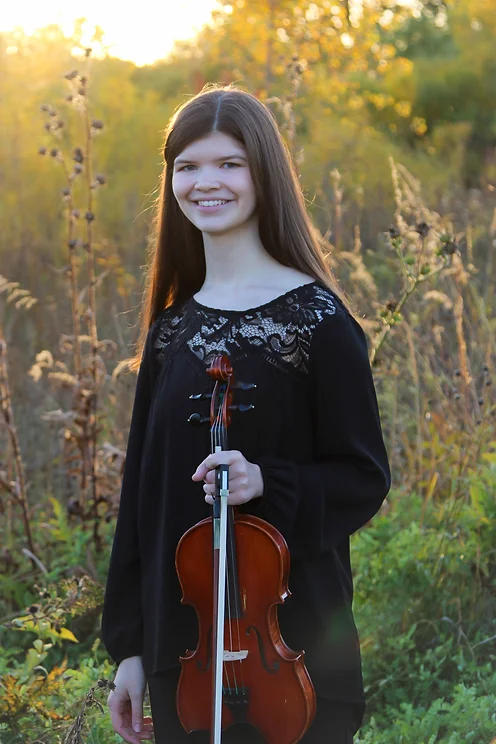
left=200, top=218, right=281, bottom=291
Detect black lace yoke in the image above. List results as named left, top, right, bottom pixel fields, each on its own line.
left=102, top=281, right=391, bottom=705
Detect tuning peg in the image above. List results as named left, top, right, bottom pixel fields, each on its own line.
left=187, top=413, right=210, bottom=427
left=189, top=392, right=213, bottom=400
left=229, top=403, right=254, bottom=413
left=233, top=381, right=257, bottom=391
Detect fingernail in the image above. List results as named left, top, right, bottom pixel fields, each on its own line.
left=133, top=723, right=141, bottom=732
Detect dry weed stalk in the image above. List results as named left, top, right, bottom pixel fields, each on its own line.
left=35, top=48, right=116, bottom=550
left=63, top=679, right=115, bottom=744
left=0, top=336, right=35, bottom=555
left=266, top=54, right=305, bottom=167
left=0, top=279, right=38, bottom=555
left=330, top=168, right=343, bottom=251
left=328, top=157, right=495, bottom=490
left=370, top=158, right=459, bottom=365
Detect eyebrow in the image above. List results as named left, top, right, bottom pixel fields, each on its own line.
left=174, top=153, right=247, bottom=165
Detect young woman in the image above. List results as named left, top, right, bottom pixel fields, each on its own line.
left=102, top=85, right=391, bottom=744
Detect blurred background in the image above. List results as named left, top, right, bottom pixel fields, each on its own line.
left=0, top=1, right=495, bottom=742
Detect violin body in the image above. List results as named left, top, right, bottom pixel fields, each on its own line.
left=176, top=511, right=316, bottom=743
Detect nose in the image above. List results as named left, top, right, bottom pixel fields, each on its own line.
left=194, top=178, right=221, bottom=191
left=193, top=165, right=222, bottom=191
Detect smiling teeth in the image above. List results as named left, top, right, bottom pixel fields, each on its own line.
left=197, top=200, right=228, bottom=207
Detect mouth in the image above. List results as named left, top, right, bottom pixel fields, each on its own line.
left=193, top=199, right=233, bottom=211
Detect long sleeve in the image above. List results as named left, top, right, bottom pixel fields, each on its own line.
left=249, top=311, right=391, bottom=560
left=101, top=327, right=159, bottom=664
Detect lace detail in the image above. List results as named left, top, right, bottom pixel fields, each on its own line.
left=153, top=282, right=344, bottom=376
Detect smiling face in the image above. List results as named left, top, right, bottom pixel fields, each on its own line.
left=172, top=131, right=257, bottom=236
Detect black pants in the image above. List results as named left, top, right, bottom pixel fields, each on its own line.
left=147, top=668, right=361, bottom=744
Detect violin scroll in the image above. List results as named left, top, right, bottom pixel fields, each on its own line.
left=187, top=355, right=255, bottom=427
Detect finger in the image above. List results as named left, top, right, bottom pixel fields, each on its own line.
left=192, top=450, right=240, bottom=481
left=130, top=691, right=144, bottom=735
left=111, top=712, right=143, bottom=744
left=115, top=712, right=150, bottom=744
left=115, top=724, right=147, bottom=744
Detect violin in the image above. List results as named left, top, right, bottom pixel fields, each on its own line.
left=175, top=355, right=316, bottom=743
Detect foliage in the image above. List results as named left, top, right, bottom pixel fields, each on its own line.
left=357, top=683, right=496, bottom=743
left=0, top=468, right=494, bottom=741
left=352, top=461, right=496, bottom=741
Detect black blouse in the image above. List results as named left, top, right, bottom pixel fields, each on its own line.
left=101, top=281, right=391, bottom=704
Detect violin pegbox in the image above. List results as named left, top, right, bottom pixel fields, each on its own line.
left=187, top=355, right=256, bottom=427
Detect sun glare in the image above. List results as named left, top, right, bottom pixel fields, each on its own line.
left=0, top=0, right=220, bottom=65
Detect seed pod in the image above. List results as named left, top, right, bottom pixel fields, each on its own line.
left=415, top=222, right=430, bottom=237
left=443, top=240, right=458, bottom=256
left=91, top=119, right=104, bottom=130
left=85, top=211, right=95, bottom=222
left=38, top=147, right=47, bottom=155
left=74, top=164, right=83, bottom=174
left=50, top=148, right=59, bottom=157
left=73, top=148, right=84, bottom=163
left=64, top=69, right=78, bottom=80
left=95, top=173, right=106, bottom=185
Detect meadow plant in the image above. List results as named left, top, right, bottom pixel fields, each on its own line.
left=33, top=50, right=123, bottom=553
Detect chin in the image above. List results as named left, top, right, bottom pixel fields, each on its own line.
left=196, top=219, right=247, bottom=235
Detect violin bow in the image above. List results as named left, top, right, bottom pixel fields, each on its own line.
left=211, top=452, right=229, bottom=744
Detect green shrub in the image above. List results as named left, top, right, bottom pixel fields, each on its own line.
left=357, top=684, right=496, bottom=743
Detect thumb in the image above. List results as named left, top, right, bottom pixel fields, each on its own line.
left=130, top=691, right=143, bottom=733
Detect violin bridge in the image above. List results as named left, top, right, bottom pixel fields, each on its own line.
left=223, top=650, right=248, bottom=662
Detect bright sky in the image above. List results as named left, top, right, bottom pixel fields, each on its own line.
left=0, top=0, right=220, bottom=66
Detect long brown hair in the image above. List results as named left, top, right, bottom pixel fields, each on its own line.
left=133, top=84, right=348, bottom=368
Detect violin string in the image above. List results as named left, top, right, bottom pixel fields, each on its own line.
left=224, top=386, right=245, bottom=696
left=223, top=393, right=245, bottom=698
left=211, top=401, right=229, bottom=696
left=220, top=415, right=239, bottom=696
left=222, top=391, right=245, bottom=695
left=213, top=402, right=236, bottom=696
